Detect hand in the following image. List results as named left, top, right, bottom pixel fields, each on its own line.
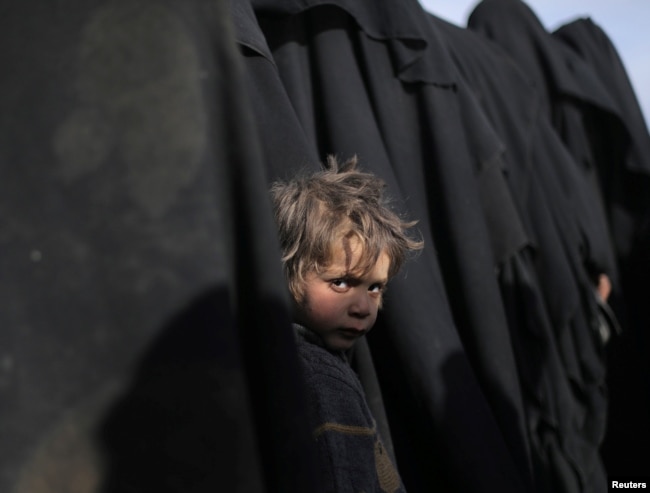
left=596, top=274, right=611, bottom=303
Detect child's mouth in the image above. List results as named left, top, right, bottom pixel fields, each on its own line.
left=338, top=328, right=366, bottom=339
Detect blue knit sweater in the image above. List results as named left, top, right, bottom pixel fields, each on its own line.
left=294, top=325, right=407, bottom=493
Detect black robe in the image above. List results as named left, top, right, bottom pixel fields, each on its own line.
left=0, top=1, right=321, bottom=492
left=468, top=0, right=619, bottom=285
left=433, top=14, right=611, bottom=492
left=6, top=1, right=645, bottom=492
left=469, top=0, right=650, bottom=483
left=555, top=18, right=650, bottom=477
left=238, top=0, right=537, bottom=490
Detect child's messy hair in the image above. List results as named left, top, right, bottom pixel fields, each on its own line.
left=270, top=155, right=423, bottom=302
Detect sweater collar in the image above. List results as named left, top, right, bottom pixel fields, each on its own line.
left=292, top=323, right=350, bottom=362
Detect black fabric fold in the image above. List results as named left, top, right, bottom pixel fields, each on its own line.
left=245, top=3, right=537, bottom=490
left=0, top=1, right=322, bottom=492
left=252, top=0, right=456, bottom=85
left=434, top=14, right=611, bottom=492
left=554, top=16, right=650, bottom=478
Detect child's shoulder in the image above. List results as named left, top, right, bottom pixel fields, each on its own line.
left=294, top=325, right=348, bottom=370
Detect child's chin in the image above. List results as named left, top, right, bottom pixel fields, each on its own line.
left=324, top=337, right=357, bottom=352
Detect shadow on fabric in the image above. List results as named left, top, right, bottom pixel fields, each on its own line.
left=97, top=286, right=265, bottom=493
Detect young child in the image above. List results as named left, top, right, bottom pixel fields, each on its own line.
left=270, top=156, right=422, bottom=493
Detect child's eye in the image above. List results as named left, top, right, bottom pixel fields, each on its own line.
left=331, top=279, right=349, bottom=289
left=369, top=283, right=384, bottom=294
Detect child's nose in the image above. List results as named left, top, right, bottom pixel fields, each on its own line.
left=349, top=291, right=372, bottom=318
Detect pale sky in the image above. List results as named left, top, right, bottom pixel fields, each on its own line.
left=419, top=0, right=650, bottom=129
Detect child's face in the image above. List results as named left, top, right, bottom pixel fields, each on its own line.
left=295, top=239, right=390, bottom=351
